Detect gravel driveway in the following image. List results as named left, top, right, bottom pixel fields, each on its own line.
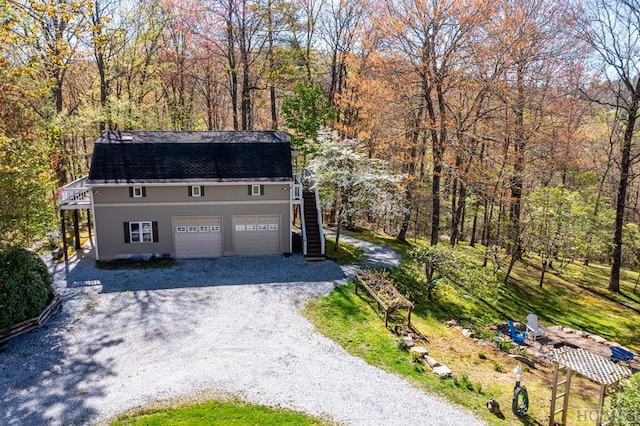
left=0, top=253, right=483, bottom=426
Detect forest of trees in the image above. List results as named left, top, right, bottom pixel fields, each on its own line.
left=1, top=0, right=640, bottom=292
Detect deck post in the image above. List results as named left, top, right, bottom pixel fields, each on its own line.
left=60, top=210, right=68, bottom=262
left=73, top=209, right=81, bottom=249
left=596, top=384, right=606, bottom=426
left=87, top=209, right=92, bottom=239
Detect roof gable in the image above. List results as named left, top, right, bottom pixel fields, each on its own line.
left=87, top=131, right=293, bottom=184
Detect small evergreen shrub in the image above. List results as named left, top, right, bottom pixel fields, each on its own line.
left=0, top=247, right=53, bottom=329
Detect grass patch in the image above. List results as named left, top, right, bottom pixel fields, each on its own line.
left=111, top=400, right=329, bottom=425
left=97, top=257, right=175, bottom=270
left=324, top=236, right=364, bottom=264
left=305, top=281, right=606, bottom=425
left=305, top=230, right=640, bottom=425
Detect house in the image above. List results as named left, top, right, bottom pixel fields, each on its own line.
left=58, top=131, right=325, bottom=261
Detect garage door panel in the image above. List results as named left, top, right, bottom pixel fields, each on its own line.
left=233, top=215, right=281, bottom=256
left=173, top=216, right=222, bottom=258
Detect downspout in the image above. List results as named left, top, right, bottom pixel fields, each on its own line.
left=289, top=181, right=293, bottom=253
left=90, top=189, right=100, bottom=261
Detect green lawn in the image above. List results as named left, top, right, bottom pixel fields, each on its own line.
left=304, top=229, right=640, bottom=425
left=343, top=230, right=640, bottom=351
left=324, top=236, right=364, bottom=264
left=111, top=400, right=330, bottom=425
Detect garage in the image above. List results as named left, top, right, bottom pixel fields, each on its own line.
left=173, top=216, right=223, bottom=258
left=233, top=215, right=281, bottom=256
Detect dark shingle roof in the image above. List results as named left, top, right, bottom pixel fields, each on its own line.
left=87, top=131, right=293, bottom=184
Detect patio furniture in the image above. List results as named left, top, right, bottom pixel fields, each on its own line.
left=610, top=346, right=636, bottom=366
left=508, top=320, right=527, bottom=351
left=525, top=314, right=547, bottom=341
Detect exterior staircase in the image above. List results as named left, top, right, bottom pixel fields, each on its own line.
left=302, top=188, right=324, bottom=259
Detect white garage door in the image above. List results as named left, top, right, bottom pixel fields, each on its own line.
left=173, top=216, right=223, bottom=258
left=233, top=215, right=281, bottom=256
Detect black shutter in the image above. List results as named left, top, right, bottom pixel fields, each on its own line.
left=124, top=222, right=130, bottom=243
left=200, top=186, right=205, bottom=196
left=142, top=187, right=146, bottom=197
left=188, top=186, right=192, bottom=197
left=129, top=187, right=134, bottom=197
left=152, top=221, right=159, bottom=242
left=248, top=185, right=252, bottom=195
left=260, top=185, right=264, bottom=195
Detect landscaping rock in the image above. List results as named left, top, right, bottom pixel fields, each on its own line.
left=604, top=341, right=618, bottom=347
left=424, top=356, right=441, bottom=368
left=563, top=327, right=575, bottom=334
left=454, top=325, right=464, bottom=333
left=410, top=346, right=429, bottom=357
left=462, top=329, right=475, bottom=338
left=589, top=335, right=607, bottom=344
left=433, top=365, right=452, bottom=378
left=577, top=331, right=590, bottom=338
left=508, top=354, right=536, bottom=368
left=395, top=325, right=409, bottom=336
left=446, top=319, right=458, bottom=327
left=403, top=336, right=415, bottom=348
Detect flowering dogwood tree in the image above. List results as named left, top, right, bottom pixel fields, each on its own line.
left=309, top=128, right=405, bottom=250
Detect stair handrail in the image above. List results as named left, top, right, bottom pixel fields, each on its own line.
left=294, top=168, right=325, bottom=256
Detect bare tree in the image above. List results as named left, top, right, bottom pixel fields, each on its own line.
left=579, top=0, right=640, bottom=292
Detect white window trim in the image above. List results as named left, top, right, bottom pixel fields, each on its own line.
left=133, top=186, right=144, bottom=198
left=191, top=185, right=202, bottom=197
left=130, top=221, right=152, bottom=243
left=251, top=184, right=261, bottom=196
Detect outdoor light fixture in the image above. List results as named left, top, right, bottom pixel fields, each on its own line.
left=513, top=363, right=522, bottom=388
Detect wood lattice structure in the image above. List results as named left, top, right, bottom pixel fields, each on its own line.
left=549, top=347, right=632, bottom=426
left=354, top=271, right=413, bottom=328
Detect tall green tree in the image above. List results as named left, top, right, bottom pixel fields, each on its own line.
left=281, top=82, right=334, bottom=161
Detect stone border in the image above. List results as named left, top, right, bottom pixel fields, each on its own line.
left=0, top=291, right=62, bottom=345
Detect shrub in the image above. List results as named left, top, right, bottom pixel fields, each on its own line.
left=0, top=247, right=53, bottom=329
left=609, top=374, right=640, bottom=425
left=478, top=352, right=487, bottom=360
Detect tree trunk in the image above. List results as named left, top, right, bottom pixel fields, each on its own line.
left=610, top=89, right=639, bottom=292
left=539, top=258, right=547, bottom=288
left=397, top=185, right=412, bottom=242
left=470, top=194, right=480, bottom=247
left=509, top=64, right=525, bottom=259
left=226, top=2, right=239, bottom=130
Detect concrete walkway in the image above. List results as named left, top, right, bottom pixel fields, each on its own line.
left=0, top=250, right=482, bottom=426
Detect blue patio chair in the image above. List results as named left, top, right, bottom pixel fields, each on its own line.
left=610, top=346, right=636, bottom=366
left=508, top=320, right=528, bottom=349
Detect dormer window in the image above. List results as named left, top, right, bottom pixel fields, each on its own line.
left=189, top=185, right=204, bottom=197
left=129, top=186, right=146, bottom=198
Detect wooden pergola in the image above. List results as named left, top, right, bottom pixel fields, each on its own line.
left=549, top=347, right=632, bottom=426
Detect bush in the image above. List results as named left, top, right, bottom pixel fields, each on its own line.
left=609, top=374, right=640, bottom=425
left=0, top=247, right=53, bottom=329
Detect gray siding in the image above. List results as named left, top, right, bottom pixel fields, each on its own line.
left=92, top=183, right=291, bottom=260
